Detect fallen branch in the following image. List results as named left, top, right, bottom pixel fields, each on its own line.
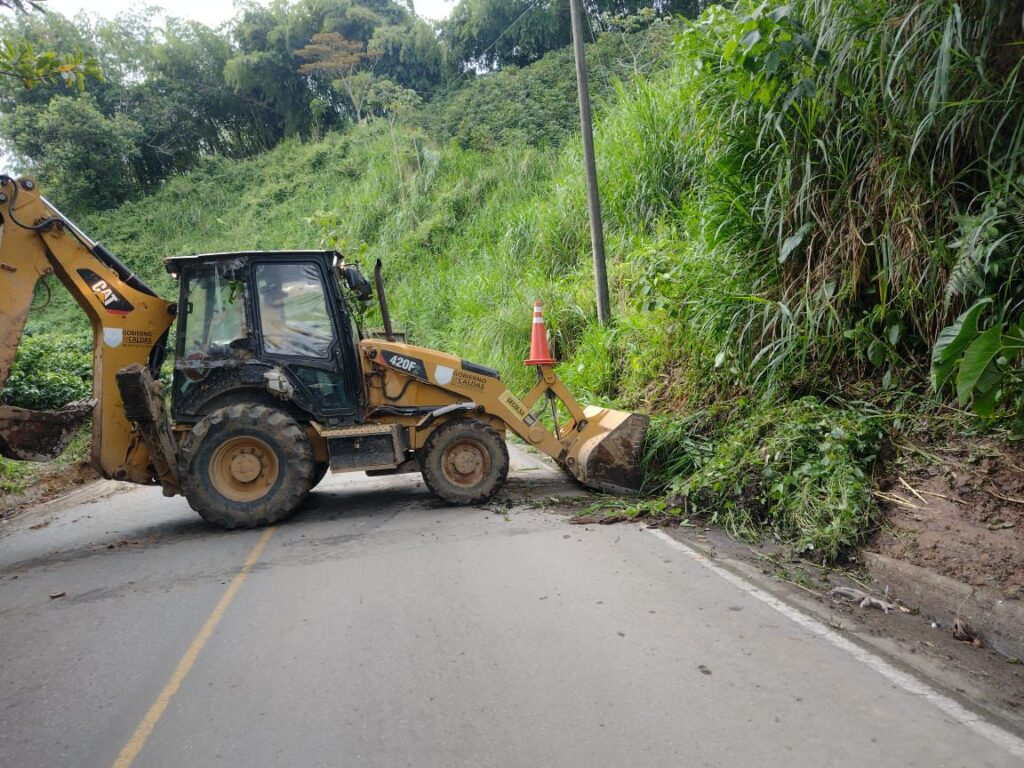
left=982, top=487, right=1024, bottom=506
left=917, top=489, right=965, bottom=504
left=829, top=586, right=910, bottom=614
left=898, top=476, right=929, bottom=505
left=872, top=490, right=924, bottom=510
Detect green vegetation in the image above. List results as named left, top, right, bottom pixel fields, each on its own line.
left=2, top=332, right=91, bottom=410
left=642, top=401, right=883, bottom=562
left=0, top=0, right=695, bottom=214
left=5, top=0, right=1024, bottom=562
left=0, top=455, right=31, bottom=494
left=0, top=0, right=101, bottom=91
left=419, top=19, right=677, bottom=150
left=441, top=0, right=698, bottom=68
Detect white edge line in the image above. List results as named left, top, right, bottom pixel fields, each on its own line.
left=648, top=528, right=1024, bottom=760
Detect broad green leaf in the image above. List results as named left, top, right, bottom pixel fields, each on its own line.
left=931, top=298, right=992, bottom=391
left=779, top=222, right=812, bottom=263
left=974, top=390, right=998, bottom=417
left=1002, top=324, right=1024, bottom=352
left=956, top=325, right=1001, bottom=405
left=867, top=340, right=885, bottom=367
left=972, top=366, right=1002, bottom=417
left=741, top=29, right=762, bottom=49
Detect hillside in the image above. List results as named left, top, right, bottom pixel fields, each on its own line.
left=6, top=1, right=1024, bottom=570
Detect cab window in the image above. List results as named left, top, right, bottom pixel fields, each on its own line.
left=255, top=263, right=334, bottom=358
left=182, top=264, right=246, bottom=357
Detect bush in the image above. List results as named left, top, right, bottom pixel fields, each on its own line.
left=2, top=332, right=93, bottom=410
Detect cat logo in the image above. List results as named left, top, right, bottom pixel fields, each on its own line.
left=77, top=268, right=134, bottom=315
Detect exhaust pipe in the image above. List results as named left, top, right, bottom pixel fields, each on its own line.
left=374, top=259, right=394, bottom=343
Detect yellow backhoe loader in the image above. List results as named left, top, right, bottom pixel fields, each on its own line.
left=0, top=176, right=648, bottom=528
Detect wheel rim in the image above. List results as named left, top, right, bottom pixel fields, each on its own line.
left=209, top=436, right=279, bottom=502
left=441, top=438, right=491, bottom=488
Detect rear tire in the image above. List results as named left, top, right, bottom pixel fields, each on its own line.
left=180, top=404, right=314, bottom=529
left=421, top=418, right=509, bottom=505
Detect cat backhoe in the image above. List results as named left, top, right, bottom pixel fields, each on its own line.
left=0, top=175, right=648, bottom=528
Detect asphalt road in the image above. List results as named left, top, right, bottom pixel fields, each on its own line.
left=1, top=445, right=1022, bottom=768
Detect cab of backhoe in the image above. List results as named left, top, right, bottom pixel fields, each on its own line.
left=167, top=251, right=368, bottom=428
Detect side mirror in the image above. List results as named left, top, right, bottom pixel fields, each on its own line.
left=342, top=265, right=373, bottom=302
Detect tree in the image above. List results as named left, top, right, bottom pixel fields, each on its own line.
left=5, top=94, right=141, bottom=212
left=296, top=31, right=381, bottom=122
left=444, top=0, right=570, bottom=69
left=443, top=0, right=702, bottom=69
left=369, top=19, right=444, bottom=95
left=0, top=0, right=101, bottom=89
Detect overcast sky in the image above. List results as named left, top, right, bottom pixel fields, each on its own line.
left=43, top=0, right=457, bottom=27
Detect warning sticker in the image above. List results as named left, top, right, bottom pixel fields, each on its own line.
left=498, top=390, right=529, bottom=421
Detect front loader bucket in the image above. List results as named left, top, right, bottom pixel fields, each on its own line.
left=568, top=406, right=650, bottom=494
left=0, top=400, right=94, bottom=462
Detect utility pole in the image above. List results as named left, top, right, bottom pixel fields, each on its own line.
left=568, top=0, right=611, bottom=325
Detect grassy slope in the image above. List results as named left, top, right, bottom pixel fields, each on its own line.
left=12, top=1, right=1019, bottom=562
left=70, top=131, right=572, bottom=395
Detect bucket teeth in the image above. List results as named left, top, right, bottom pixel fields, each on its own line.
left=570, top=407, right=649, bottom=494
left=0, top=400, right=94, bottom=462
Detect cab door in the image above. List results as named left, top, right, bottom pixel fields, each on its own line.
left=250, top=259, right=361, bottom=421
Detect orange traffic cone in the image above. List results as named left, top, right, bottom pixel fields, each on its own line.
left=524, top=300, right=557, bottom=366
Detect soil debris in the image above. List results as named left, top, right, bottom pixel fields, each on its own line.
left=1, top=460, right=98, bottom=522
left=870, top=436, right=1024, bottom=596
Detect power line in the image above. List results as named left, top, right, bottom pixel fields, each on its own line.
left=434, top=0, right=545, bottom=102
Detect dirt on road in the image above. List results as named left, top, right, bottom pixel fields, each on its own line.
left=0, top=459, right=97, bottom=522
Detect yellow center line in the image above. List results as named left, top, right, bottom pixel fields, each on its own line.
left=111, top=526, right=277, bottom=768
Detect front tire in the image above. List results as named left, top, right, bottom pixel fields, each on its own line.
left=421, top=418, right=509, bottom=505
left=180, top=404, right=314, bottom=529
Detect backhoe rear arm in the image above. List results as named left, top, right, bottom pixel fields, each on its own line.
left=0, top=176, right=175, bottom=483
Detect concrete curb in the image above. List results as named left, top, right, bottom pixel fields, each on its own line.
left=864, top=551, right=1024, bottom=659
